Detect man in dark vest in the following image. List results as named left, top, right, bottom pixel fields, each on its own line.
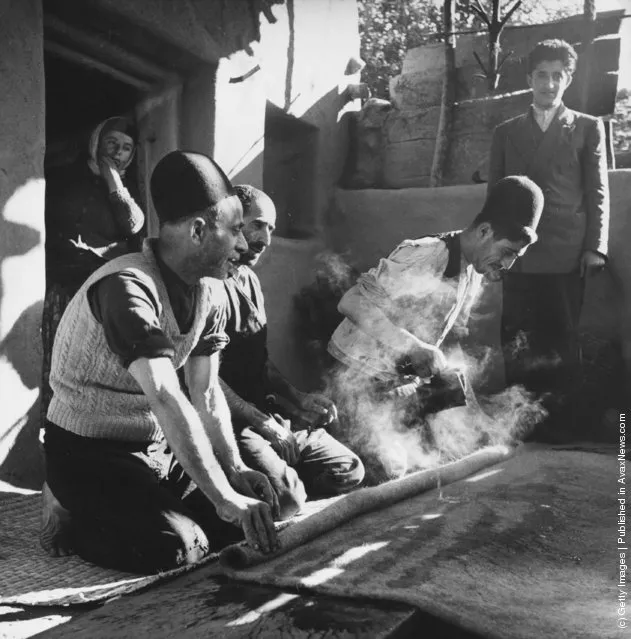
left=488, top=39, right=610, bottom=440
left=327, top=176, right=544, bottom=483
left=219, top=185, right=365, bottom=518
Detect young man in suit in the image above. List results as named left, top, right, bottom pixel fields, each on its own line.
left=487, top=39, right=610, bottom=439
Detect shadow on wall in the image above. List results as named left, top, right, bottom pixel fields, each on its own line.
left=0, top=302, right=45, bottom=489
left=0, top=212, right=45, bottom=489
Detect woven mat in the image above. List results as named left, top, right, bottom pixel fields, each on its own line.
left=0, top=492, right=219, bottom=607
left=0, top=490, right=342, bottom=608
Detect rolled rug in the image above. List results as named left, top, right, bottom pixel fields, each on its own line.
left=220, top=444, right=516, bottom=571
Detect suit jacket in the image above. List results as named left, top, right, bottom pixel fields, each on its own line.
left=487, top=104, right=609, bottom=273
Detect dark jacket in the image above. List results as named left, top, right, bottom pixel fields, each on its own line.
left=488, top=104, right=609, bottom=273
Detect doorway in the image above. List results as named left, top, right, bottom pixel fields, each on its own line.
left=44, top=51, right=141, bottom=178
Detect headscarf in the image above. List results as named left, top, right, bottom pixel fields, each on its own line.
left=87, top=116, right=138, bottom=177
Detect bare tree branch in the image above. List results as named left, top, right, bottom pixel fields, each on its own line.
left=500, top=0, right=523, bottom=28
left=470, top=0, right=491, bottom=26
left=473, top=50, right=489, bottom=75
left=497, top=48, right=513, bottom=72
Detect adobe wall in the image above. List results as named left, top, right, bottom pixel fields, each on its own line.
left=322, top=170, right=631, bottom=400
left=0, top=0, right=362, bottom=486
left=0, top=0, right=46, bottom=487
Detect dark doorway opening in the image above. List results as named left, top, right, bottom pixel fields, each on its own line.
left=44, top=51, right=140, bottom=174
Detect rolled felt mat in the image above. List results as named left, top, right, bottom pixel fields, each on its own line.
left=220, top=444, right=516, bottom=571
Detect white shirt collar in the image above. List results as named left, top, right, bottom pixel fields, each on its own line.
left=532, top=103, right=561, bottom=132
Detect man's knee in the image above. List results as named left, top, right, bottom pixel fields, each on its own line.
left=71, top=508, right=212, bottom=575
left=306, top=453, right=366, bottom=497
left=160, top=510, right=211, bottom=567
left=326, top=454, right=365, bottom=494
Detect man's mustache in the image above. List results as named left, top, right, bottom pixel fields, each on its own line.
left=248, top=242, right=267, bottom=253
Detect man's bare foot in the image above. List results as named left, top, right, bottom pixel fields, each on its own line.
left=39, top=482, right=74, bottom=557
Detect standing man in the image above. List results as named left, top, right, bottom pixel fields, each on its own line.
left=488, top=39, right=610, bottom=439
left=219, top=185, right=365, bottom=516
left=40, top=151, right=279, bottom=574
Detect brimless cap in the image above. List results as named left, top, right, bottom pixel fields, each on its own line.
left=482, top=175, right=544, bottom=236
left=150, top=151, right=234, bottom=225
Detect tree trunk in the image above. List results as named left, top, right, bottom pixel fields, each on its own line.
left=429, top=0, right=456, bottom=187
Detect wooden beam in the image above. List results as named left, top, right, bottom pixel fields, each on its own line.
left=44, top=41, right=153, bottom=92
left=44, top=15, right=174, bottom=84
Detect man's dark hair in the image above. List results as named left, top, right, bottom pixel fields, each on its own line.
left=527, top=39, right=578, bottom=75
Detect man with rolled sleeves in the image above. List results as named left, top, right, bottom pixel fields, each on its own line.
left=39, top=151, right=280, bottom=574
left=487, top=39, right=610, bottom=439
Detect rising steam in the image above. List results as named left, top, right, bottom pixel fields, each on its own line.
left=303, top=250, right=549, bottom=484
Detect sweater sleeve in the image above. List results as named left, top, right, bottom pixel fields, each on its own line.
left=108, top=185, right=145, bottom=238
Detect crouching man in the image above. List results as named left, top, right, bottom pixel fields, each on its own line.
left=327, top=176, right=544, bottom=483
left=40, top=151, right=280, bottom=574
left=219, top=185, right=365, bottom=518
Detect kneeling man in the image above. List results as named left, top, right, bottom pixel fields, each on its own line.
left=219, top=185, right=365, bottom=518
left=40, top=151, right=280, bottom=574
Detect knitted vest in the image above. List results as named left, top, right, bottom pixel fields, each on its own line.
left=48, top=240, right=218, bottom=442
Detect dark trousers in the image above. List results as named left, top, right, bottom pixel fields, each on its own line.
left=238, top=427, right=364, bottom=516
left=44, top=422, right=241, bottom=575
left=501, top=271, right=585, bottom=433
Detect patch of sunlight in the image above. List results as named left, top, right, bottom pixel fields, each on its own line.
left=225, top=592, right=300, bottom=627
left=302, top=541, right=391, bottom=587
left=421, top=512, right=442, bottom=521
left=403, top=525, right=420, bottom=530
left=302, top=566, right=345, bottom=587
left=465, top=467, right=504, bottom=483
left=226, top=541, right=390, bottom=626
left=0, top=608, right=73, bottom=639
left=331, top=541, right=390, bottom=568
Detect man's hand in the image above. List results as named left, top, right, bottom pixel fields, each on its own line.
left=216, top=492, right=279, bottom=553
left=295, top=393, right=338, bottom=426
left=260, top=416, right=300, bottom=466
left=580, top=250, right=606, bottom=277
left=407, top=343, right=448, bottom=378
left=228, top=467, right=280, bottom=519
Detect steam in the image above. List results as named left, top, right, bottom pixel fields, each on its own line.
left=299, top=250, right=549, bottom=484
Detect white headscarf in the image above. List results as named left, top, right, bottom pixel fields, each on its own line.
left=87, top=116, right=137, bottom=178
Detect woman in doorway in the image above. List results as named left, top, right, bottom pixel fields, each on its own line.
left=41, top=116, right=145, bottom=423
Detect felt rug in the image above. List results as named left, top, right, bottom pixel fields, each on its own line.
left=0, top=445, right=510, bottom=608
left=220, top=444, right=514, bottom=569
left=223, top=445, right=618, bottom=639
